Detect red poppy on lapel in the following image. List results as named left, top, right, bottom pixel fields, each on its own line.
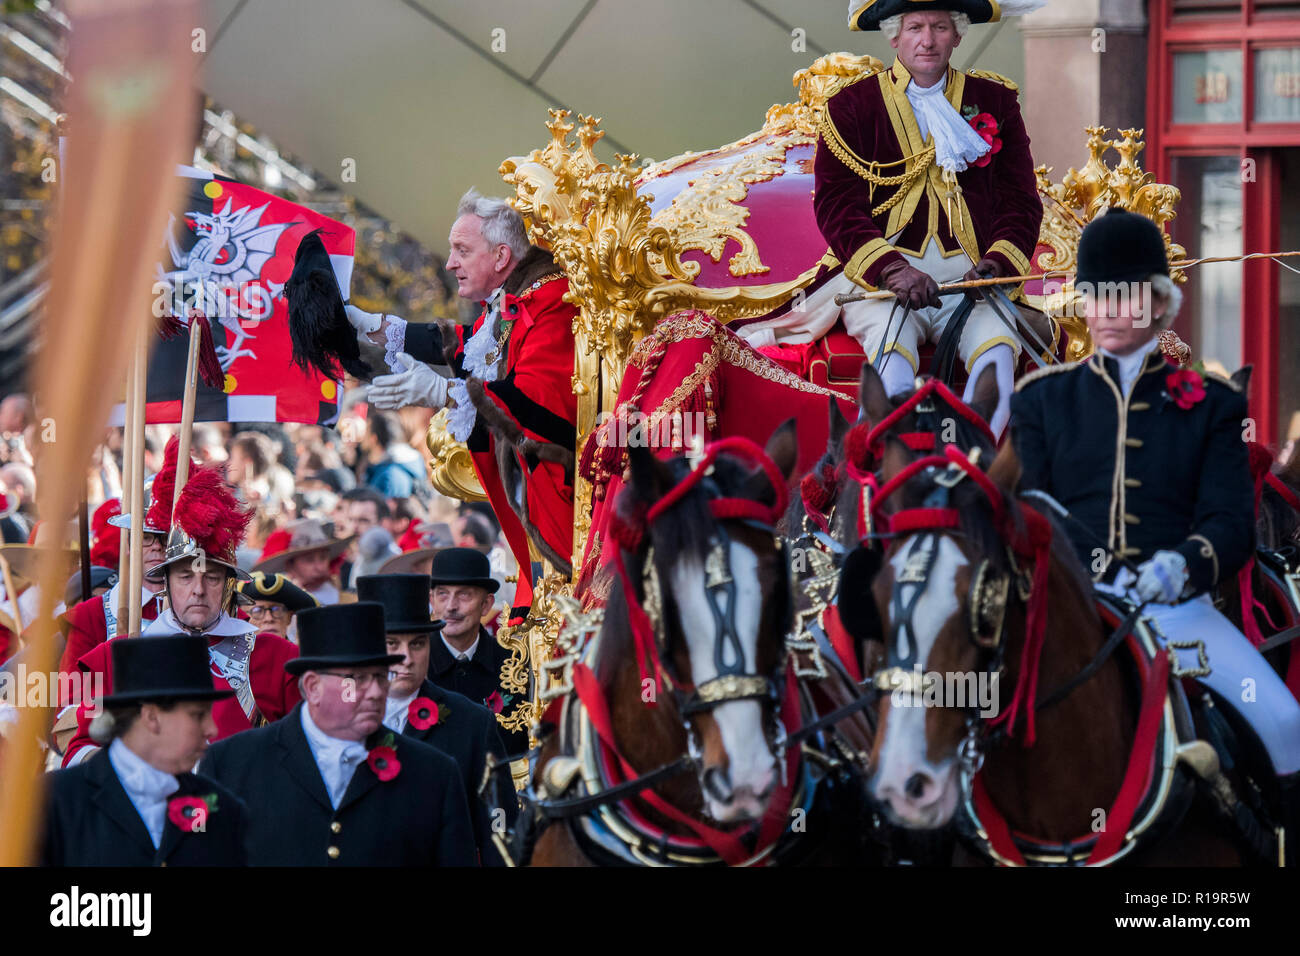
left=1166, top=369, right=1206, bottom=410
left=167, top=794, right=215, bottom=832
left=367, top=743, right=401, bottom=782
left=484, top=690, right=504, bottom=715
left=968, top=112, right=1002, bottom=168
left=407, top=696, right=440, bottom=730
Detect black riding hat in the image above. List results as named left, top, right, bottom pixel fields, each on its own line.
left=100, top=634, right=235, bottom=708
left=356, top=574, right=445, bottom=634
left=285, top=602, right=404, bottom=676
left=428, top=547, right=499, bottom=594
left=1075, top=207, right=1171, bottom=289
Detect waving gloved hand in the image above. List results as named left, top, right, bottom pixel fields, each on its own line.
left=879, top=260, right=942, bottom=311
left=366, top=353, right=448, bottom=410
left=1133, top=550, right=1189, bottom=605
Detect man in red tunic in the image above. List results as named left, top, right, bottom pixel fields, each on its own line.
left=353, top=189, right=577, bottom=619
left=746, top=1, right=1044, bottom=435
left=63, top=451, right=300, bottom=767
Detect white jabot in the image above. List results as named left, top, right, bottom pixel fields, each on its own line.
left=383, top=688, right=419, bottom=734
left=447, top=287, right=506, bottom=442
left=300, top=705, right=368, bottom=809
left=108, top=738, right=180, bottom=849
left=442, top=633, right=479, bottom=662
left=1100, top=336, right=1162, bottom=397
left=906, top=76, right=992, bottom=174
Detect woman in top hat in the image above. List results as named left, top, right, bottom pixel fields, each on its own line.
left=199, top=602, right=476, bottom=866
left=1010, top=206, right=1300, bottom=860
left=41, top=635, right=249, bottom=866
left=358, top=573, right=515, bottom=865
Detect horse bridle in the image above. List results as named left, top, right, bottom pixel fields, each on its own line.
left=636, top=502, right=792, bottom=766
left=610, top=437, right=795, bottom=768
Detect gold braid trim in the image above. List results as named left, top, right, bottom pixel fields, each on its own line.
left=817, top=109, right=935, bottom=217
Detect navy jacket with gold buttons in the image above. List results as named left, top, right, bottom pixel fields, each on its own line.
left=1009, top=349, right=1255, bottom=595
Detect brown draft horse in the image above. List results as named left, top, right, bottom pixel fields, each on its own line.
left=843, top=433, right=1246, bottom=866
left=526, top=425, right=867, bottom=866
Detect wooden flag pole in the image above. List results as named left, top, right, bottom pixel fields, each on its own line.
left=0, top=553, right=22, bottom=637
left=170, top=313, right=204, bottom=513
left=0, top=0, right=198, bottom=868
left=127, top=322, right=148, bottom=637
left=115, top=354, right=138, bottom=635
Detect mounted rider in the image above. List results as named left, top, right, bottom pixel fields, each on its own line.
left=744, top=0, right=1046, bottom=435
left=1009, top=207, right=1300, bottom=860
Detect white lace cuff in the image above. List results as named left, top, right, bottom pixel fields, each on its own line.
left=446, top=379, right=478, bottom=442
left=383, top=315, right=408, bottom=372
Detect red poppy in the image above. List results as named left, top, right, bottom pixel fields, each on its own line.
left=485, top=690, right=504, bottom=715
left=167, top=795, right=210, bottom=833
left=1166, top=369, right=1207, bottom=410
left=407, top=696, right=440, bottom=730
left=367, top=745, right=401, bottom=782
left=968, top=113, right=1002, bottom=168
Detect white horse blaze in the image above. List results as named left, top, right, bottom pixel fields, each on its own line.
left=669, top=540, right=776, bottom=805
left=872, top=536, right=968, bottom=827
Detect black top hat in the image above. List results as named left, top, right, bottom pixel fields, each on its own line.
left=285, top=602, right=404, bottom=676
left=356, top=574, right=445, bottom=633
left=1075, top=208, right=1171, bottom=289
left=100, top=635, right=236, bottom=708
left=428, top=547, right=500, bottom=594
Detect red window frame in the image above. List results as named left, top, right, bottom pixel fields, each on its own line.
left=1147, top=0, right=1300, bottom=446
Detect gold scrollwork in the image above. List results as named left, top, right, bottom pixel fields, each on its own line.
left=424, top=408, right=486, bottom=502
left=1032, top=127, right=1188, bottom=362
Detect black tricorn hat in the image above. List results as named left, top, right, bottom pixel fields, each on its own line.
left=285, top=602, right=404, bottom=676
left=238, top=571, right=319, bottom=614
left=428, top=547, right=500, bottom=594
left=286, top=228, right=372, bottom=383
left=1075, top=207, right=1171, bottom=290
left=356, top=574, right=445, bottom=633
left=849, top=0, right=1044, bottom=31
left=101, top=635, right=236, bottom=708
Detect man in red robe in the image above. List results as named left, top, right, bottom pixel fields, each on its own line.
left=352, top=189, right=577, bottom=620
left=63, top=448, right=300, bottom=766
left=745, top=1, right=1044, bottom=435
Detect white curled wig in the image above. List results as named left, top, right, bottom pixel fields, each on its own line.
left=1148, top=273, right=1184, bottom=330
left=879, top=11, right=972, bottom=41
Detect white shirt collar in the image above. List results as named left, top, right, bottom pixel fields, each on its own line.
left=108, top=738, right=180, bottom=849
left=1100, top=336, right=1162, bottom=397
left=383, top=687, right=420, bottom=734
left=299, top=705, right=369, bottom=809
left=441, top=633, right=479, bottom=662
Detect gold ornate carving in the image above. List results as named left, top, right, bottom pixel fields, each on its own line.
left=495, top=567, right=572, bottom=740
left=424, top=408, right=486, bottom=502
left=1032, top=127, right=1188, bottom=362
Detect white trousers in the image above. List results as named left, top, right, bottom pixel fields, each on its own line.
left=1100, top=587, right=1300, bottom=776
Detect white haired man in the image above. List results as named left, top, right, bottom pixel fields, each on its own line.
left=344, top=189, right=578, bottom=620
left=746, top=1, right=1045, bottom=435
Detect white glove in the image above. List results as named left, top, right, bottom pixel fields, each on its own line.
left=1134, top=550, right=1189, bottom=605
left=344, top=304, right=384, bottom=336
left=366, top=353, right=448, bottom=410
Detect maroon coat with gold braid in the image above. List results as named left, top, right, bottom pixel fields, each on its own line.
left=403, top=248, right=577, bottom=618
left=813, top=58, right=1042, bottom=290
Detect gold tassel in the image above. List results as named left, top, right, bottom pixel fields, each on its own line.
left=942, top=168, right=965, bottom=238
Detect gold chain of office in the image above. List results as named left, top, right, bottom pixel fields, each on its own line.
left=816, top=110, right=936, bottom=217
